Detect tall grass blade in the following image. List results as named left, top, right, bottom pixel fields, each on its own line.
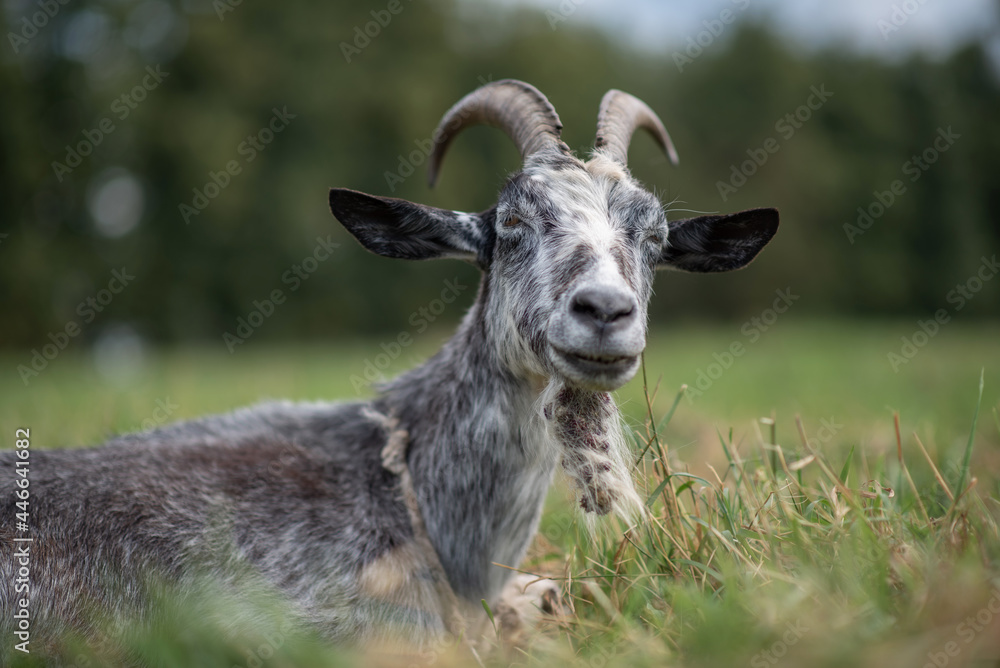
left=839, top=444, right=855, bottom=486
left=950, top=368, right=985, bottom=516
left=646, top=479, right=671, bottom=508
left=655, top=384, right=687, bottom=434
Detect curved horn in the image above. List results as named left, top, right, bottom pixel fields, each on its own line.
left=428, top=79, right=565, bottom=188
left=594, top=90, right=679, bottom=167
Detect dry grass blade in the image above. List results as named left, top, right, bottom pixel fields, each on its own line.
left=912, top=432, right=954, bottom=502
left=858, top=480, right=894, bottom=499
left=795, top=415, right=854, bottom=503
left=895, top=412, right=930, bottom=523
left=788, top=454, right=816, bottom=472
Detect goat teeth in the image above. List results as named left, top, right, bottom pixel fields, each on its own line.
left=576, top=353, right=626, bottom=364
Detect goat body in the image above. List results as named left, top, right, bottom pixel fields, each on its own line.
left=0, top=80, right=778, bottom=653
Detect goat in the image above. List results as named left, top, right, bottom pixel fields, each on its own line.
left=0, top=80, right=778, bottom=656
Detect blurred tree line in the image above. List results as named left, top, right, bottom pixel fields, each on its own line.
left=1, top=0, right=998, bottom=348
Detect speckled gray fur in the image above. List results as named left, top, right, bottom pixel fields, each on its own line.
left=0, top=81, right=778, bottom=652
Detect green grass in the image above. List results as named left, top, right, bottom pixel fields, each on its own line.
left=1, top=319, right=999, bottom=666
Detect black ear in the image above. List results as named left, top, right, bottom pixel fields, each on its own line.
left=659, top=208, right=779, bottom=272
left=329, top=188, right=484, bottom=261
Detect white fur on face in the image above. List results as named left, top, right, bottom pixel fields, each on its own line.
left=485, top=155, right=662, bottom=390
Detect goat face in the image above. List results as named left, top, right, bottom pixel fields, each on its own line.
left=487, top=156, right=666, bottom=389
left=329, top=80, right=778, bottom=391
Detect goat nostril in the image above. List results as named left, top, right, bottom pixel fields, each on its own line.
left=571, top=289, right=636, bottom=325
left=611, top=305, right=635, bottom=322
left=572, top=298, right=598, bottom=318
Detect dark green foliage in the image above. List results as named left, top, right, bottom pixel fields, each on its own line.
left=1, top=3, right=998, bottom=347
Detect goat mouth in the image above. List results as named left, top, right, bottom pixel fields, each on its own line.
left=550, top=346, right=640, bottom=388
left=563, top=351, right=633, bottom=365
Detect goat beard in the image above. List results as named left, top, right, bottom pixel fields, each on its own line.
left=540, top=381, right=643, bottom=524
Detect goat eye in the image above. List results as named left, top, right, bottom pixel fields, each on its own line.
left=504, top=215, right=521, bottom=228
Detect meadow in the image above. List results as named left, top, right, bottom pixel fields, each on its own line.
left=1, top=319, right=998, bottom=666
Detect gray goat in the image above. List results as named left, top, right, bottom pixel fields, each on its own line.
left=0, top=80, right=778, bottom=655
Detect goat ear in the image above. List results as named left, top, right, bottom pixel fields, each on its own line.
left=329, top=188, right=484, bottom=261
left=658, top=208, right=779, bottom=273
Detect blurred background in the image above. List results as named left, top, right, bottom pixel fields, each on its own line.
left=1, top=0, right=998, bottom=455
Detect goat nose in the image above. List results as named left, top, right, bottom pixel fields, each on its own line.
left=571, top=287, right=637, bottom=329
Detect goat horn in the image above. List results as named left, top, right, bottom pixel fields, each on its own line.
left=428, top=79, right=566, bottom=188
left=594, top=90, right=679, bottom=167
